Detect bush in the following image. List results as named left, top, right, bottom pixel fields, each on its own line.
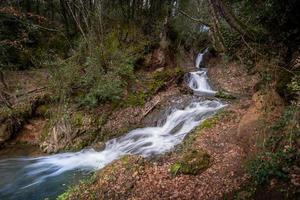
left=82, top=73, right=123, bottom=107
left=247, top=147, right=296, bottom=185
left=49, top=30, right=145, bottom=108
left=247, top=105, right=300, bottom=186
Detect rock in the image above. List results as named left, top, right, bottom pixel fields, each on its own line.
left=0, top=123, right=10, bottom=144
left=154, top=67, right=165, bottom=73
left=92, top=142, right=106, bottom=151
left=170, top=149, right=211, bottom=176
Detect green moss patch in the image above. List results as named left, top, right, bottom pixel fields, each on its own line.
left=216, top=90, right=236, bottom=99
left=170, top=150, right=211, bottom=176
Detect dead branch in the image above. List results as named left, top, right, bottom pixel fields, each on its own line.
left=142, top=98, right=160, bottom=118
left=14, top=87, right=47, bottom=99
left=178, top=10, right=210, bottom=27
left=0, top=91, right=13, bottom=109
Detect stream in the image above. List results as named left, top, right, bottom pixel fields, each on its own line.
left=0, top=50, right=225, bottom=200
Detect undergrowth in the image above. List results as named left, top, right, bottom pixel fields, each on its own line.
left=240, top=105, right=300, bottom=199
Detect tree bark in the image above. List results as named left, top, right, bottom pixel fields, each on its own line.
left=211, top=0, right=259, bottom=41
left=208, top=0, right=225, bottom=52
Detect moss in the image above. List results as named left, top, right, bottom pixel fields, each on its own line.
left=72, top=112, right=84, bottom=127
left=57, top=186, right=79, bottom=200
left=148, top=79, right=165, bottom=93
left=124, top=92, right=147, bottom=106
left=61, top=155, right=147, bottom=200
left=170, top=150, right=211, bottom=176
left=147, top=66, right=185, bottom=94
left=170, top=163, right=181, bottom=175
left=216, top=90, right=236, bottom=99
left=199, top=117, right=218, bottom=129
left=35, top=104, right=51, bottom=117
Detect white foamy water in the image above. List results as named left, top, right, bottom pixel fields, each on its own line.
left=188, top=70, right=216, bottom=95
left=195, top=48, right=208, bottom=68
left=0, top=49, right=224, bottom=200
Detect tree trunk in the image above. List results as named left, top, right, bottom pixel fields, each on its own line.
left=208, top=0, right=225, bottom=52
left=211, top=0, right=259, bottom=41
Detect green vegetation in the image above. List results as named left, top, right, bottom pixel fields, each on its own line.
left=247, top=147, right=297, bottom=185
left=0, top=0, right=300, bottom=199
left=241, top=105, right=300, bottom=199
left=215, top=90, right=236, bottom=100
left=171, top=150, right=211, bottom=176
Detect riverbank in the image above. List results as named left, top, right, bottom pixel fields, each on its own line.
left=0, top=49, right=225, bottom=199
left=60, top=53, right=296, bottom=200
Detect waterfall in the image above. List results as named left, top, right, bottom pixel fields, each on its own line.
left=188, top=70, right=216, bottom=95
left=0, top=49, right=224, bottom=200
left=195, top=48, right=208, bottom=68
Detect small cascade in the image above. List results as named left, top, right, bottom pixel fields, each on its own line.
left=188, top=70, right=216, bottom=95
left=195, top=48, right=208, bottom=68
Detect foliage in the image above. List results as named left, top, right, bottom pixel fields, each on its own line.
left=0, top=7, right=68, bottom=70
left=49, top=30, right=145, bottom=108
left=288, top=76, right=300, bottom=93
left=233, top=0, right=300, bottom=45
left=247, top=147, right=297, bottom=185
left=81, top=73, right=123, bottom=107
left=245, top=105, right=299, bottom=198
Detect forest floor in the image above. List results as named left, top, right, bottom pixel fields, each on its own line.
left=1, top=54, right=290, bottom=200
left=64, top=57, right=286, bottom=200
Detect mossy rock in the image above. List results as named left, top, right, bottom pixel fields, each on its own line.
left=170, top=150, right=211, bottom=176
left=215, top=90, right=236, bottom=99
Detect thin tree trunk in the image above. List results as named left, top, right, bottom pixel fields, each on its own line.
left=211, top=0, right=258, bottom=41
left=208, top=0, right=225, bottom=52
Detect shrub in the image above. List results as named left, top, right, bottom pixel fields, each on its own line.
left=247, top=147, right=297, bottom=185
left=81, top=74, right=123, bottom=107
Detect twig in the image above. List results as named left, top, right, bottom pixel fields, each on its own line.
left=14, top=87, right=47, bottom=98
left=5, top=87, right=47, bottom=101
left=0, top=91, right=13, bottom=109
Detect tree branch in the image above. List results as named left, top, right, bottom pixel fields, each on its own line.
left=178, top=10, right=210, bottom=27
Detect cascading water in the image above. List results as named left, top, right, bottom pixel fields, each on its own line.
left=0, top=49, right=224, bottom=200
left=195, top=48, right=208, bottom=68
left=188, top=70, right=216, bottom=95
